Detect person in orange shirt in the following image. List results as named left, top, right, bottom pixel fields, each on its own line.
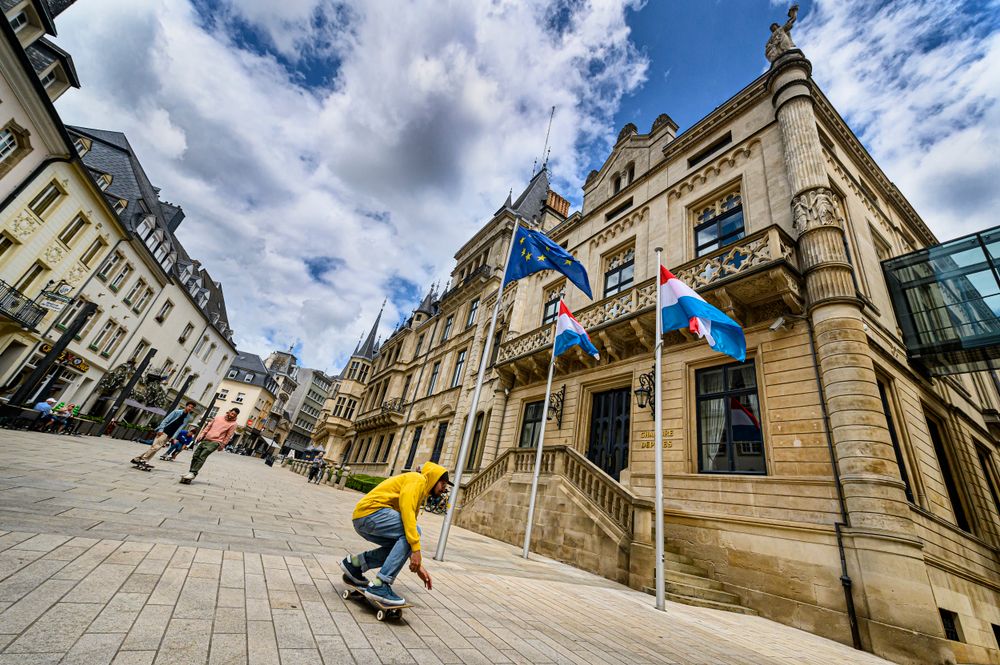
left=179, top=408, right=239, bottom=484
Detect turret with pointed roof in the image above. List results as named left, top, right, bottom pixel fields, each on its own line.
left=354, top=300, right=385, bottom=361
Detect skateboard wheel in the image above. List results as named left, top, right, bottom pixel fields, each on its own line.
left=341, top=589, right=350, bottom=600
left=376, top=609, right=385, bottom=621
left=391, top=610, right=401, bottom=620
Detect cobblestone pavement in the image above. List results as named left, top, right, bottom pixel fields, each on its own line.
left=0, top=431, right=893, bottom=664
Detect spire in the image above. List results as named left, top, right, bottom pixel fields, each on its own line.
left=416, top=282, right=436, bottom=316
left=356, top=299, right=385, bottom=360
left=504, top=188, right=513, bottom=208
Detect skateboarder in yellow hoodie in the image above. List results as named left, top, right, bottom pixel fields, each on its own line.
left=340, top=461, right=452, bottom=606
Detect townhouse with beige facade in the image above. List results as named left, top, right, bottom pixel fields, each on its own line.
left=0, top=7, right=235, bottom=419
left=311, top=18, right=1000, bottom=665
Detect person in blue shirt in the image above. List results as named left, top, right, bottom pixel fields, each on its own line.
left=32, top=398, right=56, bottom=429
left=161, top=428, right=196, bottom=461
left=131, top=401, right=196, bottom=467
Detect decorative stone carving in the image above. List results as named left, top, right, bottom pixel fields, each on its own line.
left=650, top=113, right=675, bottom=133
left=791, top=187, right=843, bottom=235
left=10, top=210, right=40, bottom=239
left=585, top=169, right=599, bottom=187
left=617, top=123, right=638, bottom=143
left=65, top=265, right=87, bottom=284
left=667, top=141, right=757, bottom=199
left=765, top=4, right=799, bottom=63
left=42, top=244, right=65, bottom=265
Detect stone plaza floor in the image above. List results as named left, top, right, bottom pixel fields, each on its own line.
left=0, top=431, right=894, bottom=664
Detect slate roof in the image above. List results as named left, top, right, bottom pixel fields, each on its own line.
left=26, top=37, right=78, bottom=87
left=354, top=304, right=383, bottom=361
left=226, top=352, right=278, bottom=395
left=68, top=125, right=234, bottom=343
left=495, top=167, right=550, bottom=223
left=46, top=0, right=75, bottom=17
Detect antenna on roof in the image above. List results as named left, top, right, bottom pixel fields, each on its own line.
left=540, top=105, right=556, bottom=170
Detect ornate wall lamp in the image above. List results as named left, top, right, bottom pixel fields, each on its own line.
left=633, top=367, right=656, bottom=415
left=546, top=384, right=566, bottom=428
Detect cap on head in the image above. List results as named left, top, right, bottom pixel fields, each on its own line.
left=46, top=398, right=56, bottom=403
left=439, top=471, right=454, bottom=487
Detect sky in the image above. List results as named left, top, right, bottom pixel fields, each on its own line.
left=51, top=0, right=1000, bottom=372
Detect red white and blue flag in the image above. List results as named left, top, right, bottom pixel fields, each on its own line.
left=554, top=300, right=600, bottom=360
left=659, top=266, right=746, bottom=362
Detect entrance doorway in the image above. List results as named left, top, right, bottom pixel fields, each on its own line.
left=587, top=388, right=630, bottom=481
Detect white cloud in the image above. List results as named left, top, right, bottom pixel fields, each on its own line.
left=53, top=0, right=647, bottom=370
left=798, top=0, right=1000, bottom=241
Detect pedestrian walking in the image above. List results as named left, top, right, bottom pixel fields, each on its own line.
left=307, top=458, right=322, bottom=483
left=340, top=461, right=451, bottom=606
left=161, top=427, right=196, bottom=461
left=131, top=401, right=196, bottom=469
left=312, top=459, right=328, bottom=484
left=179, top=408, right=238, bottom=484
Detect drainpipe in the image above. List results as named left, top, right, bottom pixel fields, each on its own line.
left=803, top=316, right=864, bottom=650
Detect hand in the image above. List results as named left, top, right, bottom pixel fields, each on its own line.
left=409, top=551, right=422, bottom=572
left=416, top=565, right=432, bottom=590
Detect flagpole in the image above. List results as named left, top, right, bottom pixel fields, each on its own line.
left=522, top=321, right=558, bottom=559
left=653, top=246, right=665, bottom=611
left=434, top=216, right=521, bottom=562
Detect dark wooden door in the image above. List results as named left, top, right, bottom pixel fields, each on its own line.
left=587, top=388, right=630, bottom=481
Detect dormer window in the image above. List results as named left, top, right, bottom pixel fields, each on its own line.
left=97, top=174, right=112, bottom=191
left=113, top=199, right=127, bottom=214
left=39, top=70, right=58, bottom=89
left=9, top=12, right=28, bottom=32
left=153, top=243, right=168, bottom=262
left=162, top=252, right=176, bottom=273
left=137, top=215, right=154, bottom=239
left=73, top=138, right=91, bottom=157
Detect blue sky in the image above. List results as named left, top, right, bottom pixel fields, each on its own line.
left=52, top=0, right=999, bottom=371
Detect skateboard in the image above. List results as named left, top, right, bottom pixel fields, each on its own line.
left=130, top=460, right=153, bottom=471
left=340, top=574, right=412, bottom=621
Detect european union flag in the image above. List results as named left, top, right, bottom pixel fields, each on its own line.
left=502, top=226, right=592, bottom=299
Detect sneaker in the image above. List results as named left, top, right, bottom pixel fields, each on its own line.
left=364, top=581, right=405, bottom=607
left=130, top=458, right=144, bottom=465
left=340, top=557, right=367, bottom=585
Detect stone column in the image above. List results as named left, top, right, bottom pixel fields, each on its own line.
left=769, top=50, right=950, bottom=662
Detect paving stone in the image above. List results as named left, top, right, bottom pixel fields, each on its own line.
left=246, top=620, right=280, bottom=665
left=120, top=573, right=161, bottom=595
left=111, top=652, right=157, bottom=665
left=89, top=592, right=148, bottom=633
left=4, top=601, right=102, bottom=653
left=173, top=574, right=219, bottom=619
left=62, top=562, right=133, bottom=604
left=146, top=567, right=188, bottom=606
left=217, top=586, right=245, bottom=609
left=213, top=606, right=246, bottom=633
left=0, top=654, right=62, bottom=664
left=278, top=648, right=324, bottom=665
left=208, top=632, right=247, bottom=665
left=153, top=618, right=211, bottom=665
left=272, top=608, right=315, bottom=649
left=0, top=578, right=76, bottom=633
left=0, top=558, right=69, bottom=601
left=58, top=632, right=126, bottom=665
left=121, top=604, right=173, bottom=651
left=10, top=533, right=71, bottom=552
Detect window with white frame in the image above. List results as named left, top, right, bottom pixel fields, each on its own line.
left=133, top=287, right=153, bottom=313
left=112, top=199, right=127, bottom=214
left=130, top=339, right=150, bottom=362
left=0, top=130, right=17, bottom=162
left=108, top=262, right=132, bottom=291
left=14, top=261, right=46, bottom=294
left=9, top=12, right=28, bottom=31
left=193, top=335, right=207, bottom=354
left=244, top=373, right=254, bottom=382
left=39, top=70, right=58, bottom=89
left=102, top=325, right=126, bottom=356
left=56, top=298, right=87, bottom=330
left=451, top=349, right=467, bottom=388
left=234, top=392, right=245, bottom=403
left=90, top=320, right=116, bottom=350
left=466, top=298, right=479, bottom=328
left=97, top=251, right=122, bottom=280
left=179, top=323, right=194, bottom=343
left=97, top=174, right=111, bottom=191
left=124, top=278, right=146, bottom=305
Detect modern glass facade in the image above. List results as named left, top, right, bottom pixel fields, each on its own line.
left=883, top=225, right=1000, bottom=375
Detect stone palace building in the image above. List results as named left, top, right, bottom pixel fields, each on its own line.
left=311, top=12, right=1000, bottom=665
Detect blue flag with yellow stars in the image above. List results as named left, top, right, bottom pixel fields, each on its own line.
left=502, top=226, right=592, bottom=299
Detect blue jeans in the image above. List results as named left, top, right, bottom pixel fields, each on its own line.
left=164, top=440, right=184, bottom=457
left=353, top=508, right=420, bottom=585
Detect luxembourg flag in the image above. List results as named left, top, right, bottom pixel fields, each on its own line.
left=660, top=266, right=746, bottom=362
left=553, top=300, right=600, bottom=360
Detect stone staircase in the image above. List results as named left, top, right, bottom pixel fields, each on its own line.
left=648, top=544, right=757, bottom=615
left=457, top=445, right=755, bottom=616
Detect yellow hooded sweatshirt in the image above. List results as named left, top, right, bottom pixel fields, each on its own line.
left=351, top=462, right=447, bottom=552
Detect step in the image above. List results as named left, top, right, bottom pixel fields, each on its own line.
left=664, top=579, right=742, bottom=605
left=662, top=549, right=696, bottom=566
left=663, top=569, right=724, bottom=591
left=661, top=558, right=707, bottom=577
left=647, top=588, right=758, bottom=616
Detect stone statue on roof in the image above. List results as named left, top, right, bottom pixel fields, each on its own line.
left=766, top=4, right=799, bottom=63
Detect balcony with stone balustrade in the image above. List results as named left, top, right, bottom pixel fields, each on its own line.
left=495, top=224, right=802, bottom=381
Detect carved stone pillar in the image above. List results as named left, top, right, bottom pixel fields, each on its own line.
left=769, top=50, right=950, bottom=663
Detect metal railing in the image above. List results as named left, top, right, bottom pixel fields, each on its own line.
left=0, top=279, right=46, bottom=330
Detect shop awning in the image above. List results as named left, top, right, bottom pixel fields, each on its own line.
left=122, top=399, right=166, bottom=416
